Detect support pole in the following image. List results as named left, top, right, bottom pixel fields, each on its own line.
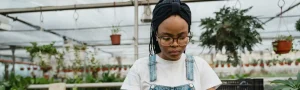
left=10, top=45, right=16, bottom=74
left=134, top=0, right=139, bottom=61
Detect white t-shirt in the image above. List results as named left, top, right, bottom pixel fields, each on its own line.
left=121, top=53, right=222, bottom=90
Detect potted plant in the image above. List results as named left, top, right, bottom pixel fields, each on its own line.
left=215, top=60, right=220, bottom=68
left=285, top=59, right=293, bottom=66
left=244, top=63, right=250, bottom=67
left=272, top=35, right=293, bottom=54
left=221, top=61, right=225, bottom=68
left=199, top=6, right=264, bottom=67
left=296, top=58, right=300, bottom=66
left=110, top=24, right=121, bottom=45
left=272, top=59, right=278, bottom=66
left=227, top=62, right=231, bottom=68
left=33, top=67, right=37, bottom=70
left=27, top=67, right=31, bottom=70
left=278, top=60, right=285, bottom=66
left=250, top=59, right=258, bottom=67
left=259, top=59, right=264, bottom=67
left=20, top=67, right=24, bottom=71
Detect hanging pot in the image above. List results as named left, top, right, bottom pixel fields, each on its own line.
left=110, top=34, right=121, bottom=45
left=295, top=61, right=299, bottom=66
left=279, top=62, right=285, bottom=66
left=215, top=64, right=219, bottom=68
left=252, top=64, right=258, bottom=67
left=20, top=67, right=24, bottom=71
left=221, top=64, right=224, bottom=67
left=33, top=67, right=38, bottom=70
left=27, top=67, right=31, bottom=70
left=227, top=64, right=231, bottom=67
left=272, top=40, right=292, bottom=54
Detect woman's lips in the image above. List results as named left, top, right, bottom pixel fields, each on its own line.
left=169, top=51, right=180, bottom=55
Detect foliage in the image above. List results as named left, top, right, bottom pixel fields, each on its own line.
left=296, top=18, right=300, bottom=32
left=274, top=35, right=294, bottom=41
left=250, top=59, right=258, bottom=65
left=229, top=73, right=250, bottom=80
left=199, top=6, right=264, bottom=67
left=111, top=24, right=121, bottom=35
left=99, top=71, right=125, bottom=82
left=270, top=72, right=300, bottom=90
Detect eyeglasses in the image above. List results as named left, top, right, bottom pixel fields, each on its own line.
left=157, top=36, right=192, bottom=46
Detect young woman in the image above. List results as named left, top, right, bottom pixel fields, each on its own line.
left=121, top=0, right=222, bottom=90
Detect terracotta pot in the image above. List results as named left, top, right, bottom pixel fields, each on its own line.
left=124, top=67, right=127, bottom=70
left=252, top=64, right=258, bottom=67
left=295, top=61, right=299, bottom=66
left=245, top=64, right=250, bottom=67
left=279, top=62, right=285, bottom=66
left=96, top=68, right=101, bottom=71
left=44, top=74, right=49, bottom=79
left=266, top=63, right=270, bottom=66
left=221, top=64, right=224, bottom=67
left=260, top=63, right=264, bottom=67
left=27, top=67, right=31, bottom=70
left=215, top=64, right=219, bottom=68
left=272, top=40, right=292, bottom=54
left=102, top=68, right=108, bottom=71
left=33, top=67, right=37, bottom=70
left=114, top=67, right=117, bottom=70
left=41, top=66, right=52, bottom=72
left=110, top=34, right=121, bottom=45
left=20, top=68, right=24, bottom=71
left=227, top=64, right=231, bottom=67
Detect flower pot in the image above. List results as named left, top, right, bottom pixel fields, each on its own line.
left=96, top=68, right=101, bottom=71
left=102, top=67, right=108, bottom=71
left=244, top=64, right=250, bottom=67
left=33, top=67, right=37, bottom=70
left=110, top=34, right=121, bottom=45
left=260, top=63, right=264, bottom=67
left=44, top=74, right=49, bottom=79
left=266, top=63, right=270, bottom=66
left=252, top=64, right=257, bottom=67
left=215, top=64, right=219, bottom=68
left=279, top=62, right=285, bottom=66
left=227, top=64, right=231, bottom=67
left=20, top=67, right=24, bottom=71
left=296, top=61, right=299, bottom=66
left=272, top=40, right=292, bottom=54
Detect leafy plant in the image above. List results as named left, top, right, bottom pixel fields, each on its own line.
left=250, top=59, right=258, bottom=65
left=111, top=24, right=121, bottom=35
left=229, top=73, right=250, bottom=80
left=199, top=6, right=264, bottom=67
left=99, top=71, right=125, bottom=82
left=296, top=18, right=300, bottom=32
left=274, top=35, right=294, bottom=41
left=270, top=72, right=300, bottom=90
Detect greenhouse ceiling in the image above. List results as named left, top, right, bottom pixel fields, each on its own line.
left=0, top=0, right=300, bottom=58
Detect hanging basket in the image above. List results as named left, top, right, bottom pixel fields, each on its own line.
left=110, top=34, right=121, bottom=45
left=272, top=40, right=292, bottom=54
left=20, top=67, right=24, bottom=71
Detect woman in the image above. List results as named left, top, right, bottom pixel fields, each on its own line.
left=121, top=0, right=222, bottom=90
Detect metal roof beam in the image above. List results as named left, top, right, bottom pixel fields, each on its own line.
left=0, top=0, right=221, bottom=14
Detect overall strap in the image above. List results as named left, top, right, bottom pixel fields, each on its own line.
left=149, top=55, right=157, bottom=82
left=186, top=55, right=194, bottom=81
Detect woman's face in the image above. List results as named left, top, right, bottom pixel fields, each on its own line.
left=157, top=15, right=189, bottom=60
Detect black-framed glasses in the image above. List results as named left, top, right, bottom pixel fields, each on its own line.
left=157, top=36, right=192, bottom=46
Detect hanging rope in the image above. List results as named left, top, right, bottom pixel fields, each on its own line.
left=145, top=0, right=151, bottom=16
left=73, top=5, right=79, bottom=30
left=40, top=7, right=44, bottom=31
left=277, top=0, right=285, bottom=36
left=234, top=0, right=241, bottom=9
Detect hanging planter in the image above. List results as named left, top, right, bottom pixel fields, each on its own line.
left=259, top=60, right=264, bottom=67
left=27, top=67, right=31, bottom=70
left=296, top=58, right=300, bottom=66
left=266, top=60, right=272, bottom=66
left=285, top=59, right=293, bottom=66
left=227, top=63, right=231, bottom=68
left=199, top=6, right=264, bottom=67
left=272, top=35, right=293, bottom=54
left=110, top=25, right=121, bottom=45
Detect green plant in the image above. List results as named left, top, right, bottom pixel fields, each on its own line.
left=250, top=59, right=258, bottom=65
left=229, top=73, right=250, bottom=80
left=274, top=35, right=294, bottom=41
left=111, top=24, right=121, bottom=35
left=199, top=6, right=264, bottom=67
left=270, top=72, right=300, bottom=90
left=99, top=71, right=125, bottom=82
left=296, top=18, right=300, bottom=32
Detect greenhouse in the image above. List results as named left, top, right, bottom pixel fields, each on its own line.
left=0, top=0, right=300, bottom=89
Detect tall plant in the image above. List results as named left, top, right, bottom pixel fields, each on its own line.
left=199, top=6, right=264, bottom=66
left=296, top=18, right=300, bottom=32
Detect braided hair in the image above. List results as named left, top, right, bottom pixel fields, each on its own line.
left=149, top=0, right=192, bottom=56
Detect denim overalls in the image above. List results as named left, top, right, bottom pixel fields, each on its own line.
left=148, top=55, right=195, bottom=90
